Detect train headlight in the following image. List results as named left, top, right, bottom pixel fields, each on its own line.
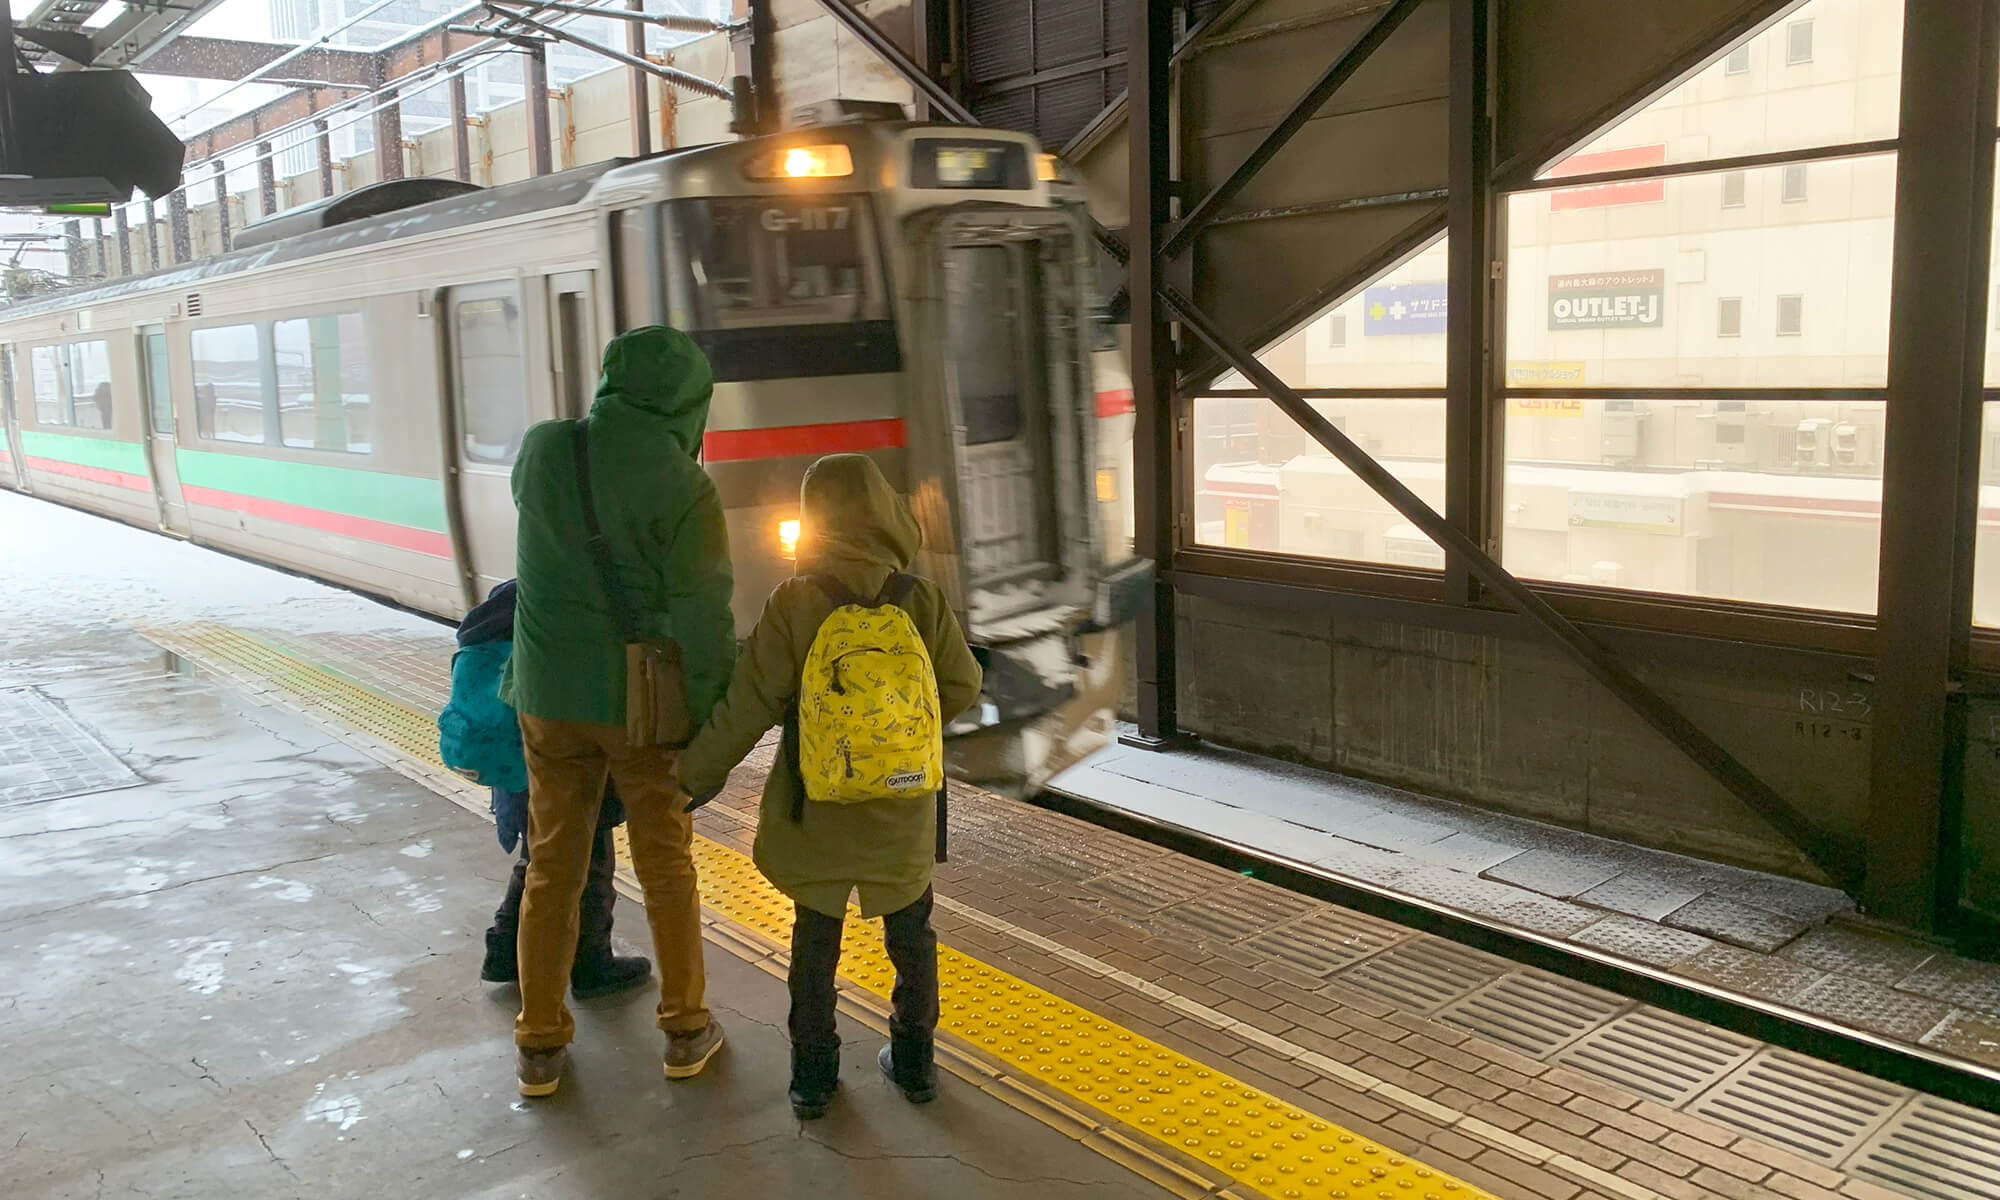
left=778, top=518, right=801, bottom=559
left=1036, top=153, right=1062, bottom=182
left=781, top=145, right=853, bottom=179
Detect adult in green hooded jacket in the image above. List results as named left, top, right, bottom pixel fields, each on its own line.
left=503, top=326, right=734, bottom=1099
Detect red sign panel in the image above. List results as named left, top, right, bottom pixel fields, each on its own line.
left=1548, top=144, right=1667, bottom=210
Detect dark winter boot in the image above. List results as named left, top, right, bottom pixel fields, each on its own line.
left=481, top=856, right=530, bottom=984
left=570, top=817, right=650, bottom=999
left=877, top=1038, right=937, bottom=1104
left=790, top=1043, right=840, bottom=1120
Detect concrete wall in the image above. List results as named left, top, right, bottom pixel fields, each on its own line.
left=1172, top=588, right=1879, bottom=882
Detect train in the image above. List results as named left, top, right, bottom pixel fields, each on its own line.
left=0, top=101, right=1146, bottom=795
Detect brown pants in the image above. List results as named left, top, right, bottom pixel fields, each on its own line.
left=515, top=713, right=709, bottom=1049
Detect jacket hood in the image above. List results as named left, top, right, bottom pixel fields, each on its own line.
left=797, top=454, right=921, bottom=573
left=589, top=325, right=714, bottom=455
left=457, top=578, right=517, bottom=647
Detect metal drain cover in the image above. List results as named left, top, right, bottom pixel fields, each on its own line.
left=1154, top=881, right=1319, bottom=944
left=1689, top=1049, right=1910, bottom=1165
left=1848, top=1096, right=2000, bottom=1200
left=0, top=687, right=141, bottom=807
left=1245, top=907, right=1411, bottom=978
left=1439, top=970, right=1629, bottom=1058
left=1554, top=1008, right=1759, bottom=1105
left=1338, top=937, right=1503, bottom=1012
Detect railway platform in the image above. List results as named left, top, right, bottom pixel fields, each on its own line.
left=5, top=489, right=1998, bottom=1200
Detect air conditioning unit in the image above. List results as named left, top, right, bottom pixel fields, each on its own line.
left=1795, top=418, right=1834, bottom=468
left=1832, top=421, right=1877, bottom=471
left=1696, top=401, right=1767, bottom=468
left=1601, top=400, right=1647, bottom=464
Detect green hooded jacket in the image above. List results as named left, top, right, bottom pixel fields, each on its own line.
left=500, top=326, right=736, bottom=728
left=679, top=454, right=983, bottom=919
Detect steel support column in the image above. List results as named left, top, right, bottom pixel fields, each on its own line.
left=113, top=206, right=132, bottom=276
left=143, top=200, right=160, bottom=268
left=168, top=190, right=191, bottom=264
left=62, top=220, right=81, bottom=279
left=213, top=162, right=231, bottom=251
left=448, top=78, right=472, bottom=182
left=1125, top=0, right=1180, bottom=748
left=374, top=87, right=405, bottom=182
left=91, top=219, right=107, bottom=278
left=1445, top=0, right=1500, bottom=602
left=524, top=41, right=553, bottom=177
left=316, top=117, right=336, bottom=196
left=1864, top=0, right=2000, bottom=927
left=627, top=0, right=651, bottom=157
left=256, top=139, right=278, bottom=220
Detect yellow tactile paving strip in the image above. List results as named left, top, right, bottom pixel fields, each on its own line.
left=142, top=620, right=1492, bottom=1200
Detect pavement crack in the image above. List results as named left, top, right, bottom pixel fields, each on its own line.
left=189, top=1055, right=223, bottom=1091
left=661, top=1130, right=795, bottom=1177
left=244, top=1119, right=295, bottom=1180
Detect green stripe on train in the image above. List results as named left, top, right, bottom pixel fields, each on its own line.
left=175, top=449, right=449, bottom=533
left=19, top=431, right=149, bottom=475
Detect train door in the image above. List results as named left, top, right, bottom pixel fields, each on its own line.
left=443, top=281, right=544, bottom=600
left=548, top=271, right=598, bottom=418
left=945, top=242, right=1064, bottom=597
left=0, top=344, right=26, bottom=493
left=136, top=326, right=190, bottom=535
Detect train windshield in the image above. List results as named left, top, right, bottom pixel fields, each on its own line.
left=668, top=195, right=887, bottom=331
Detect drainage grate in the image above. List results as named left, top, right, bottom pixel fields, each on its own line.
left=1338, top=937, right=1503, bottom=1012
left=1689, top=1049, right=1910, bottom=1165
left=1086, top=868, right=1210, bottom=913
left=1244, top=908, right=1411, bottom=978
left=1848, top=1097, right=2000, bottom=1200
left=1439, top=970, right=1629, bottom=1058
left=0, top=687, right=142, bottom=806
left=1554, top=1008, right=1760, bottom=1105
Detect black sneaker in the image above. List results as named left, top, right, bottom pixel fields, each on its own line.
left=571, top=954, right=651, bottom=1000
left=480, top=931, right=517, bottom=984
left=877, top=1043, right=938, bottom=1104
left=790, top=1077, right=839, bottom=1120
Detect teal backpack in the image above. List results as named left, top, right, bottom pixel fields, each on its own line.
left=438, top=640, right=529, bottom=793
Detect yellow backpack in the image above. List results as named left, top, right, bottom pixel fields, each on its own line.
left=797, top=574, right=944, bottom=804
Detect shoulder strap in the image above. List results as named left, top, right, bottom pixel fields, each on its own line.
left=808, top=573, right=864, bottom=609
left=571, top=419, right=641, bottom=645
left=875, top=572, right=918, bottom=608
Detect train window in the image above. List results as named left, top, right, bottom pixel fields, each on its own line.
left=946, top=246, right=1024, bottom=445
left=30, top=346, right=62, bottom=425
left=275, top=314, right=372, bottom=454
left=454, top=297, right=529, bottom=465
left=28, top=341, right=113, bottom=429
left=192, top=323, right=271, bottom=444
left=669, top=195, right=885, bottom=330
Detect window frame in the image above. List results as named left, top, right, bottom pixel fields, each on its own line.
left=1723, top=44, right=1752, bottom=75
left=447, top=282, right=533, bottom=469
left=25, top=339, right=117, bottom=433
left=1781, top=163, right=1809, bottom=203
left=1785, top=18, right=1814, bottom=65
left=1717, top=296, right=1744, bottom=338
left=189, top=309, right=374, bottom=456
left=1720, top=170, right=1748, bottom=209
left=1776, top=293, right=1805, bottom=337
left=1326, top=312, right=1348, bottom=348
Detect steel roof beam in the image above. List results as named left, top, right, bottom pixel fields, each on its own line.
left=132, top=35, right=382, bottom=87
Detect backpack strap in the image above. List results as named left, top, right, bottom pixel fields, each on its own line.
left=571, top=419, right=643, bottom=646
left=875, top=572, right=918, bottom=609
left=807, top=573, right=864, bottom=609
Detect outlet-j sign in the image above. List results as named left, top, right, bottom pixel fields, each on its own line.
left=1548, top=269, right=1665, bottom=330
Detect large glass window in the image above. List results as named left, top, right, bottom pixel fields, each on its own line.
left=193, top=323, right=271, bottom=444
left=453, top=296, right=529, bottom=465
left=27, top=341, right=114, bottom=429
left=193, top=315, right=370, bottom=452
left=1193, top=397, right=1445, bottom=566
left=1552, top=0, right=1902, bottom=172
left=1506, top=155, right=1895, bottom=389
left=947, top=246, right=1024, bottom=445
left=1503, top=397, right=1886, bottom=611
left=667, top=195, right=886, bottom=330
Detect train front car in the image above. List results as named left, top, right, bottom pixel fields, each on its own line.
left=589, top=109, right=1141, bottom=796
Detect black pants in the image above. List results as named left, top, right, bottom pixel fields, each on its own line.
left=788, top=889, right=938, bottom=1065
left=489, top=799, right=621, bottom=962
